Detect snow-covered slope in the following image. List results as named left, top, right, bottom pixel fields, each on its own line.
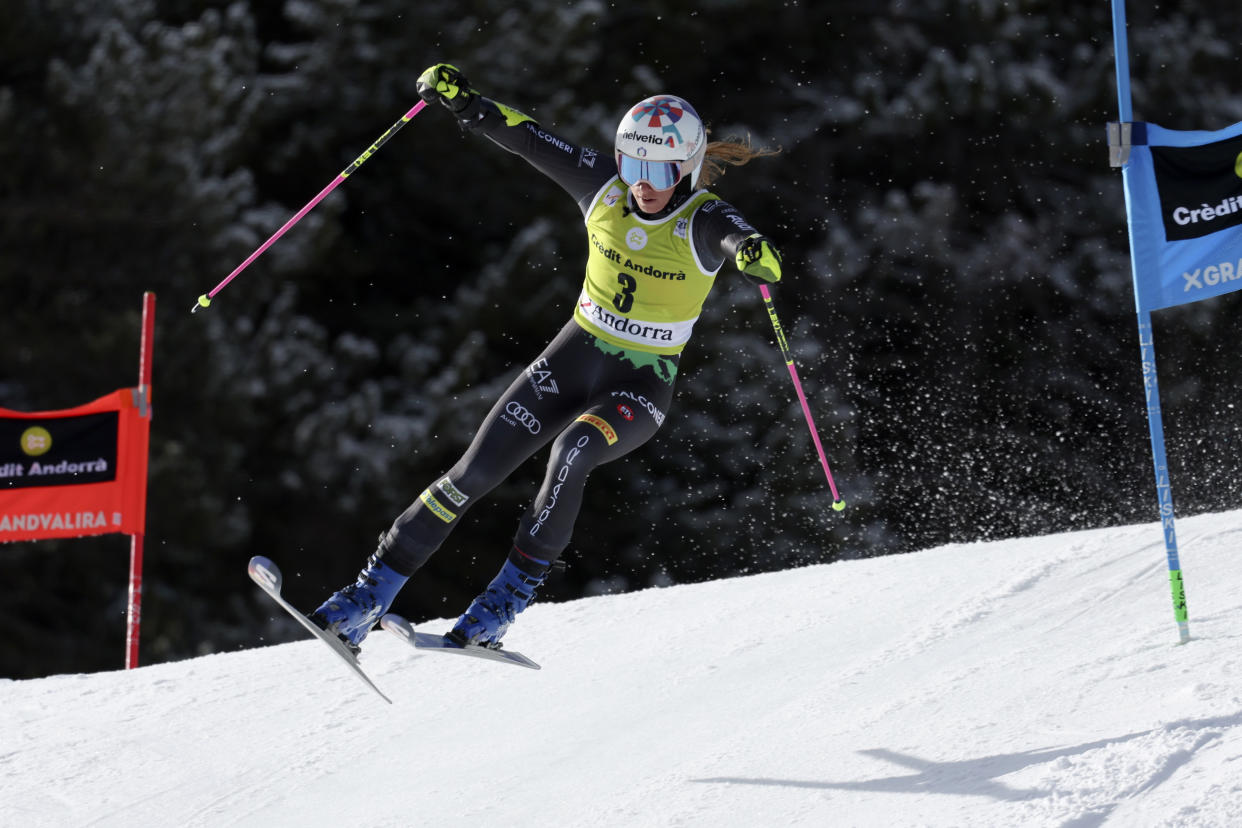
left=4, top=512, right=1242, bottom=827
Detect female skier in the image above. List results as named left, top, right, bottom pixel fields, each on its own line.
left=310, top=63, right=784, bottom=652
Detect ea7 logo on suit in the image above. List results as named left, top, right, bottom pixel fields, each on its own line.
left=525, top=358, right=560, bottom=399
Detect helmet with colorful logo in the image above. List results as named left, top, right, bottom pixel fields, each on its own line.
left=614, top=94, right=707, bottom=190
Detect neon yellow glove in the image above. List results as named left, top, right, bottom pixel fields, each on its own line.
left=416, top=63, right=479, bottom=114
left=735, top=234, right=783, bottom=283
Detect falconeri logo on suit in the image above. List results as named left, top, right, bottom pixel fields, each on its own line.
left=611, top=390, right=665, bottom=426
left=1152, top=133, right=1242, bottom=241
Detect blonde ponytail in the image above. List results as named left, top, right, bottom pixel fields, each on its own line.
left=697, top=135, right=781, bottom=188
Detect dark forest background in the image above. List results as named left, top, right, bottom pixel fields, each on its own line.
left=3, top=0, right=1241, bottom=679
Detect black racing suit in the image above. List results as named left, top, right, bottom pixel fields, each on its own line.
left=378, top=97, right=764, bottom=576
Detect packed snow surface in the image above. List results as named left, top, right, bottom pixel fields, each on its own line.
left=4, top=511, right=1242, bottom=827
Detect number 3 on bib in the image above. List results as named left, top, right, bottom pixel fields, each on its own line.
left=613, top=272, right=637, bottom=313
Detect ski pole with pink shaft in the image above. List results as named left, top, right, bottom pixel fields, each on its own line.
left=758, top=283, right=846, bottom=511
left=192, top=100, right=429, bottom=313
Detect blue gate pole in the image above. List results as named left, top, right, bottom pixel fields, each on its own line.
left=1112, top=0, right=1190, bottom=643
left=1136, top=315, right=1190, bottom=642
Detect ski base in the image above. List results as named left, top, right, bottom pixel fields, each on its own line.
left=248, top=555, right=393, bottom=704
left=380, top=613, right=541, bottom=670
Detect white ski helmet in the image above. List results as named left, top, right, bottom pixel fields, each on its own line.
left=614, top=94, right=707, bottom=190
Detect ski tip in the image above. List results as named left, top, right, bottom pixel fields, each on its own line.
left=247, top=556, right=281, bottom=592
left=380, top=613, right=414, bottom=641
left=248, top=555, right=277, bottom=575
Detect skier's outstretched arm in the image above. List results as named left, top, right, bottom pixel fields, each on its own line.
left=416, top=62, right=611, bottom=210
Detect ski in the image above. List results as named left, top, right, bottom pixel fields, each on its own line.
left=380, top=613, right=541, bottom=670
left=247, top=555, right=393, bottom=704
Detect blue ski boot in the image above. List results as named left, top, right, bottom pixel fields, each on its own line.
left=309, top=553, right=409, bottom=652
left=449, top=549, right=552, bottom=648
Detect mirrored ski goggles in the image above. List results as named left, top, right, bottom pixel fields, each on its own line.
left=616, top=153, right=685, bottom=190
